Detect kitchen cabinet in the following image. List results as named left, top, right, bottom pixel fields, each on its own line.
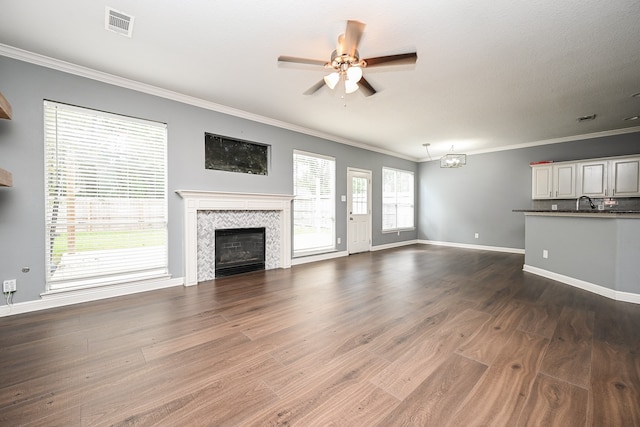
left=553, top=163, right=576, bottom=198
left=531, top=163, right=576, bottom=199
left=531, top=164, right=553, bottom=199
left=610, top=157, right=640, bottom=197
left=531, top=155, right=640, bottom=199
left=577, top=160, right=608, bottom=197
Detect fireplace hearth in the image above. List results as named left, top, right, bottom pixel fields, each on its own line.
left=215, top=227, right=266, bottom=277
left=177, top=190, right=294, bottom=286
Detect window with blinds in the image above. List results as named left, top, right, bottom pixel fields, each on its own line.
left=382, top=167, right=415, bottom=231
left=293, top=150, right=336, bottom=256
left=44, top=101, right=168, bottom=291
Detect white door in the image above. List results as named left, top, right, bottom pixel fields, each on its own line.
left=347, top=168, right=371, bottom=254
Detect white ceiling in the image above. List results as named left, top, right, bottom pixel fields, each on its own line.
left=1, top=0, right=640, bottom=161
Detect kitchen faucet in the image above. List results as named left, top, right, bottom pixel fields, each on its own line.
left=576, top=195, right=596, bottom=210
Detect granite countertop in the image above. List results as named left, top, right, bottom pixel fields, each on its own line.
left=513, top=209, right=640, bottom=214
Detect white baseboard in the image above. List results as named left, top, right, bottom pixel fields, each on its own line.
left=0, top=277, right=185, bottom=317
left=418, top=240, right=525, bottom=254
left=371, top=239, right=420, bottom=251
left=292, top=239, right=420, bottom=264
left=523, top=264, right=640, bottom=304
left=292, top=251, right=349, bottom=266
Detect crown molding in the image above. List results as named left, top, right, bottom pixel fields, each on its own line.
left=418, top=126, right=640, bottom=162
left=0, top=44, right=417, bottom=162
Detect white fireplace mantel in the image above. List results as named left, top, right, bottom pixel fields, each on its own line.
left=176, top=190, right=295, bottom=286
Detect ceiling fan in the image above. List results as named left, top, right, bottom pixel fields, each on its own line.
left=278, top=20, right=417, bottom=97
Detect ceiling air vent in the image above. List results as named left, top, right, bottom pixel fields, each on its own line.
left=577, top=114, right=597, bottom=122
left=105, top=7, right=134, bottom=37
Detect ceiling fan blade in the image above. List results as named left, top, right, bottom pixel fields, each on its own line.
left=278, top=56, right=327, bottom=66
left=363, top=52, right=417, bottom=67
left=343, top=20, right=366, bottom=57
left=336, top=34, right=345, bottom=55
left=303, top=79, right=326, bottom=95
left=358, top=77, right=376, bottom=97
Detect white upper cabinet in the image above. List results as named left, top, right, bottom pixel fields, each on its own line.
left=531, top=163, right=576, bottom=199
left=531, top=155, right=640, bottom=199
left=532, top=164, right=553, bottom=199
left=610, top=157, right=640, bottom=197
left=554, top=163, right=576, bottom=198
left=577, top=160, right=608, bottom=197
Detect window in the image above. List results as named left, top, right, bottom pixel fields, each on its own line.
left=351, top=175, right=368, bottom=215
left=44, top=101, right=168, bottom=291
left=382, top=167, right=415, bottom=231
left=293, top=150, right=335, bottom=256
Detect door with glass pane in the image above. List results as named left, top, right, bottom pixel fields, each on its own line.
left=347, top=168, right=371, bottom=254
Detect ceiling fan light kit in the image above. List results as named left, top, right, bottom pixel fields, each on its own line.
left=324, top=51, right=363, bottom=93
left=344, top=79, right=359, bottom=94
left=323, top=72, right=340, bottom=90
left=345, top=65, right=363, bottom=82
left=278, top=20, right=417, bottom=97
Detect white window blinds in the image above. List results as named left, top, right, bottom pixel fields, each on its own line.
left=293, top=150, right=336, bottom=256
left=382, top=167, right=415, bottom=231
left=44, top=101, right=168, bottom=290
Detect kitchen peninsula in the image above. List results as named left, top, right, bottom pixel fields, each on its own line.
left=513, top=208, right=640, bottom=304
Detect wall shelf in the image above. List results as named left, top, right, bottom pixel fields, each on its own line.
left=0, top=168, right=12, bottom=187
left=1, top=91, right=13, bottom=186
left=0, top=91, right=12, bottom=120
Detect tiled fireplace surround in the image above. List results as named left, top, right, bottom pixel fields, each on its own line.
left=176, top=191, right=295, bottom=286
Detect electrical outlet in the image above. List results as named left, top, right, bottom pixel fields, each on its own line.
left=474, top=233, right=479, bottom=239
left=337, top=237, right=341, bottom=244
left=3, top=279, right=16, bottom=293
left=542, top=250, right=549, bottom=259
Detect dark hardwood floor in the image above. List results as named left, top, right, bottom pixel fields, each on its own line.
left=1, top=245, right=639, bottom=426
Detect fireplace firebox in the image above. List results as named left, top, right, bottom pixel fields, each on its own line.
left=215, top=227, right=266, bottom=277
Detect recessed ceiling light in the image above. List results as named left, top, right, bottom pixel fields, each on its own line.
left=577, top=114, right=597, bottom=122
left=624, top=115, right=639, bottom=121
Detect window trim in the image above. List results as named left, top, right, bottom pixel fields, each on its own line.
left=382, top=166, right=415, bottom=233
left=43, top=100, right=168, bottom=292
left=292, top=149, right=336, bottom=257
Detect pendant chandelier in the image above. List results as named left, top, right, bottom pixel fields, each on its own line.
left=440, top=145, right=466, bottom=168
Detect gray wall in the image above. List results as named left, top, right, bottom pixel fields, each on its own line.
left=617, top=219, right=640, bottom=293
left=524, top=215, right=640, bottom=293
left=0, top=56, right=417, bottom=304
left=418, top=133, right=640, bottom=249
left=2, top=53, right=639, bottom=306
